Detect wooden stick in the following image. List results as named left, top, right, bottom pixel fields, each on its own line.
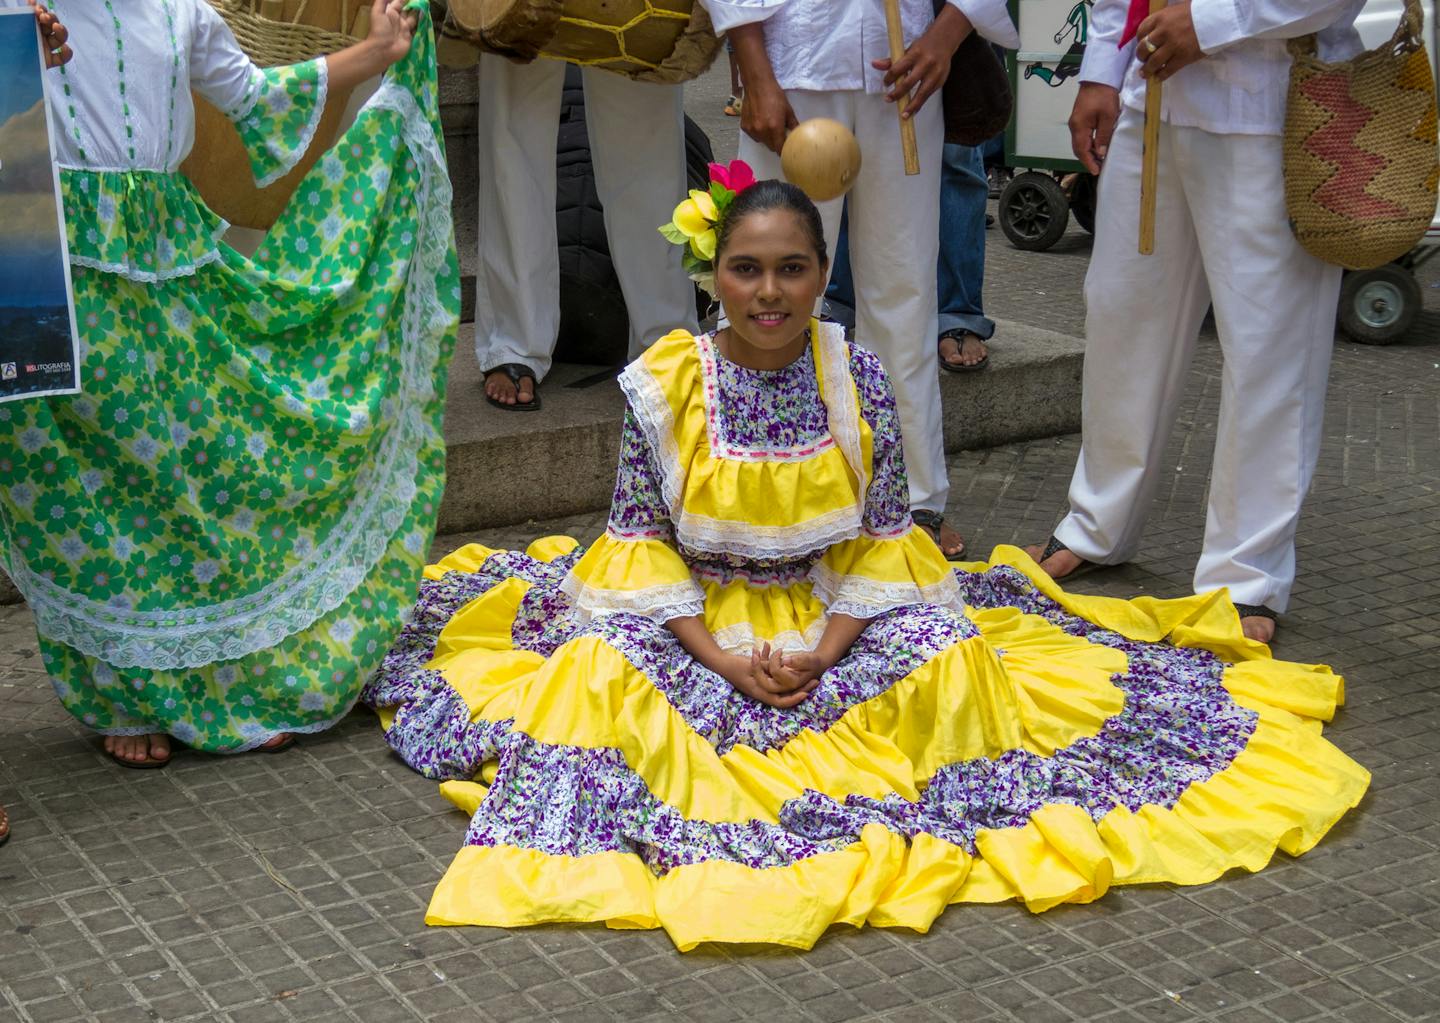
left=883, top=0, right=921, bottom=176
left=1138, top=0, right=1165, bottom=255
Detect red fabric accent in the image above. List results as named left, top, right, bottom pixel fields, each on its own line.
left=1300, top=72, right=1408, bottom=221
left=1118, top=0, right=1150, bottom=47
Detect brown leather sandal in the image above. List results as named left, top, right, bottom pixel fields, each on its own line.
left=0, top=803, right=11, bottom=848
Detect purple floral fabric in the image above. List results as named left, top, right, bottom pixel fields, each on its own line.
left=848, top=346, right=911, bottom=536
left=465, top=733, right=852, bottom=874
left=780, top=566, right=1259, bottom=854
left=710, top=341, right=829, bottom=451
left=574, top=602, right=976, bottom=757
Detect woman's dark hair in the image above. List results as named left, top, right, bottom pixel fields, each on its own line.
left=714, top=180, right=828, bottom=267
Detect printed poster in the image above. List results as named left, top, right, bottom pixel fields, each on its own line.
left=0, top=7, right=80, bottom=402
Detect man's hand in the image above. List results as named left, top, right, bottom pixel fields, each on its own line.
left=1068, top=82, right=1121, bottom=175
left=740, top=78, right=799, bottom=155
left=30, top=1, right=71, bottom=68
left=1136, top=1, right=1205, bottom=83
left=872, top=5, right=972, bottom=118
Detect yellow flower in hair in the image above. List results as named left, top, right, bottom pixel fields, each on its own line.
left=689, top=229, right=717, bottom=261
left=672, top=189, right=718, bottom=237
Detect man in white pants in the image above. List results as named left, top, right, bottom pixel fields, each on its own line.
left=476, top=55, right=698, bottom=410
left=1032, top=0, right=1365, bottom=642
left=705, top=0, right=1019, bottom=558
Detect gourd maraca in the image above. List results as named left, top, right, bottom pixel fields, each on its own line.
left=780, top=119, right=862, bottom=203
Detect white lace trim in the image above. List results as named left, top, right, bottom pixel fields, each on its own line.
left=559, top=570, right=706, bottom=624
left=616, top=357, right=686, bottom=515
left=814, top=321, right=869, bottom=502
left=6, top=79, right=456, bottom=671
left=618, top=326, right=873, bottom=561
left=69, top=246, right=226, bottom=284
left=809, top=561, right=964, bottom=617
left=252, top=58, right=330, bottom=190
left=674, top=504, right=863, bottom=561
left=712, top=618, right=828, bottom=656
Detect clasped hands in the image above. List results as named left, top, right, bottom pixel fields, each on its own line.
left=722, top=643, right=831, bottom=709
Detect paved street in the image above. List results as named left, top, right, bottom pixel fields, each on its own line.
left=3, top=61, right=1440, bottom=1023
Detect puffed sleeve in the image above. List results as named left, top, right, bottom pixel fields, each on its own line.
left=560, top=406, right=706, bottom=623
left=697, top=0, right=792, bottom=34
left=809, top=347, right=963, bottom=619
left=946, top=0, right=1019, bottom=49
left=189, top=0, right=329, bottom=187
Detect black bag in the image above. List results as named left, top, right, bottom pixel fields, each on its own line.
left=934, top=2, right=1013, bottom=146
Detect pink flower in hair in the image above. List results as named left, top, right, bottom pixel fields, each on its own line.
left=708, top=159, right=757, bottom=194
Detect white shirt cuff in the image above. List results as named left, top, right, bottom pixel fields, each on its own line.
left=1079, top=40, right=1134, bottom=90
left=1190, top=0, right=1244, bottom=54
left=700, top=0, right=790, bottom=34
left=947, top=0, right=1020, bottom=49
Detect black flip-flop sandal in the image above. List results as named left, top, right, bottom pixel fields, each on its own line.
left=938, top=329, right=989, bottom=374
left=1233, top=603, right=1279, bottom=635
left=912, top=510, right=967, bottom=562
left=106, top=739, right=173, bottom=770
left=483, top=364, right=541, bottom=412
left=1034, top=534, right=1106, bottom=582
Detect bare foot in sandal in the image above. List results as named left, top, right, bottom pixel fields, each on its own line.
left=913, top=512, right=966, bottom=559
left=1240, top=616, right=1276, bottom=644
left=1023, top=544, right=1088, bottom=581
left=939, top=331, right=989, bottom=372
left=0, top=803, right=10, bottom=847
left=104, top=733, right=172, bottom=769
left=483, top=366, right=537, bottom=409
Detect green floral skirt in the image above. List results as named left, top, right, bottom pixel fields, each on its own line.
left=0, top=46, right=458, bottom=752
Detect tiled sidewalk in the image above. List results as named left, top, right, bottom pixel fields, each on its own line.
left=2, top=221, right=1438, bottom=1022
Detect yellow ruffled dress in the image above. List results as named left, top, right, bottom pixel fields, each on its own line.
left=364, top=323, right=1368, bottom=951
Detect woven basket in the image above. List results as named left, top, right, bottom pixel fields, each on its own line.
left=210, top=0, right=360, bottom=65
left=1284, top=0, right=1439, bottom=270
left=182, top=1, right=363, bottom=231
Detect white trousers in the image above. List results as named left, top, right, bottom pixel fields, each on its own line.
left=1056, top=112, right=1341, bottom=612
left=740, top=90, right=948, bottom=516
left=474, top=56, right=698, bottom=379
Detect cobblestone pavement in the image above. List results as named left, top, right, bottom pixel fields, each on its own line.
left=4, top=78, right=1440, bottom=1021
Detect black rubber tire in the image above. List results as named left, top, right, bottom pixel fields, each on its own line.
left=555, top=67, right=714, bottom=366
left=999, top=171, right=1070, bottom=251
left=1071, top=174, right=1097, bottom=236
left=1337, top=263, right=1421, bottom=345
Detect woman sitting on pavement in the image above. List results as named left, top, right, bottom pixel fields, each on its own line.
left=363, top=172, right=1367, bottom=949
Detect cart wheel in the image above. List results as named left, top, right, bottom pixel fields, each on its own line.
left=999, top=172, right=1070, bottom=251
left=1071, top=174, right=1097, bottom=235
left=1338, top=263, right=1420, bottom=345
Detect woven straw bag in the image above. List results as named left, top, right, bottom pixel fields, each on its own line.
left=1284, top=0, right=1439, bottom=270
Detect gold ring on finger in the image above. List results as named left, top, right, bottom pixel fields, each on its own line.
left=1143, top=36, right=1158, bottom=53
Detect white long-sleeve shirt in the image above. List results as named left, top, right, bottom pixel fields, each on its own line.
left=1079, top=0, right=1365, bottom=135
left=701, top=0, right=1020, bottom=95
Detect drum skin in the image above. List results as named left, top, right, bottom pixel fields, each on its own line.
left=441, top=0, right=722, bottom=84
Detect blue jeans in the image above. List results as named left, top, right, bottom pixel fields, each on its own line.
left=827, top=142, right=994, bottom=340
